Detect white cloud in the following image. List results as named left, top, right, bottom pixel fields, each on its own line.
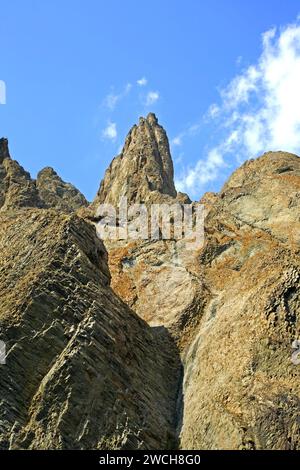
left=220, top=20, right=300, bottom=155
left=171, top=122, right=201, bottom=149
left=145, top=91, right=159, bottom=106
left=103, top=83, right=132, bottom=110
left=236, top=55, right=243, bottom=66
left=174, top=153, right=184, bottom=164
left=207, top=103, right=220, bottom=118
left=137, top=77, right=147, bottom=86
left=221, top=65, right=260, bottom=109
left=105, top=93, right=119, bottom=110
left=176, top=18, right=300, bottom=195
left=125, top=83, right=132, bottom=93
left=0, top=80, right=6, bottom=105
left=172, top=136, right=182, bottom=146
left=188, top=123, right=201, bottom=135
left=176, top=148, right=226, bottom=195
left=102, top=121, right=117, bottom=141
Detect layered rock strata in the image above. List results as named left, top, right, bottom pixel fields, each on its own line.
left=0, top=115, right=299, bottom=450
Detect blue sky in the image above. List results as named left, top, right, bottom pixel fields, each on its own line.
left=1, top=0, right=300, bottom=200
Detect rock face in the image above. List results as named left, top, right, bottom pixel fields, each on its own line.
left=36, top=167, right=88, bottom=212
left=93, top=114, right=196, bottom=331
left=179, top=151, right=300, bottom=449
left=0, top=138, right=43, bottom=210
left=105, top=238, right=203, bottom=330
left=96, top=117, right=300, bottom=450
left=0, top=116, right=300, bottom=450
left=0, top=209, right=180, bottom=449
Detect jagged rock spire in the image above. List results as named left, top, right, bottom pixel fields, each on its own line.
left=0, top=138, right=87, bottom=212
left=0, top=138, right=10, bottom=163
left=36, top=167, right=88, bottom=212
left=95, top=113, right=181, bottom=205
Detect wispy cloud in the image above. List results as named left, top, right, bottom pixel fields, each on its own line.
left=207, top=103, right=220, bottom=119
left=103, top=83, right=132, bottom=110
left=219, top=20, right=300, bottom=156
left=171, top=122, right=201, bottom=150
left=176, top=18, right=300, bottom=196
left=174, top=152, right=184, bottom=165
left=172, top=136, right=182, bottom=146
left=104, top=93, right=119, bottom=110
left=137, top=77, right=147, bottom=86
left=100, top=78, right=160, bottom=144
left=0, top=80, right=6, bottom=105
left=145, top=91, right=159, bottom=106
left=176, top=148, right=226, bottom=195
left=102, top=121, right=117, bottom=141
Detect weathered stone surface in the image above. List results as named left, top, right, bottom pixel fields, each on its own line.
left=37, top=167, right=88, bottom=212
left=0, top=138, right=10, bottom=163
left=96, top=122, right=300, bottom=450
left=93, top=114, right=195, bottom=331
left=0, top=138, right=87, bottom=213
left=105, top=238, right=204, bottom=333
left=94, top=113, right=190, bottom=206
left=179, top=151, right=300, bottom=449
left=0, top=209, right=180, bottom=449
left=1, top=121, right=300, bottom=450
left=0, top=138, right=43, bottom=210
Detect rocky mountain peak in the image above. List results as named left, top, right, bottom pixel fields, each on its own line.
left=36, top=166, right=88, bottom=212
left=0, top=139, right=88, bottom=212
left=38, top=166, right=57, bottom=177
left=0, top=138, right=10, bottom=163
left=1, top=125, right=300, bottom=450
left=144, top=111, right=158, bottom=125
left=95, top=113, right=182, bottom=206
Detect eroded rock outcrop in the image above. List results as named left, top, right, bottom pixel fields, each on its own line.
left=95, top=117, right=300, bottom=450
left=37, top=167, right=88, bottom=212
left=93, top=115, right=197, bottom=330
left=0, top=138, right=43, bottom=210
left=179, top=151, right=300, bottom=449
left=0, top=138, right=87, bottom=213
left=94, top=113, right=190, bottom=206
left=1, top=116, right=300, bottom=450
left=0, top=209, right=180, bottom=449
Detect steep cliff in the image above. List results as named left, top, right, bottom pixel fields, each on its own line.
left=0, top=115, right=300, bottom=450
left=95, top=117, right=300, bottom=450
left=0, top=209, right=180, bottom=449
left=179, top=151, right=300, bottom=449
